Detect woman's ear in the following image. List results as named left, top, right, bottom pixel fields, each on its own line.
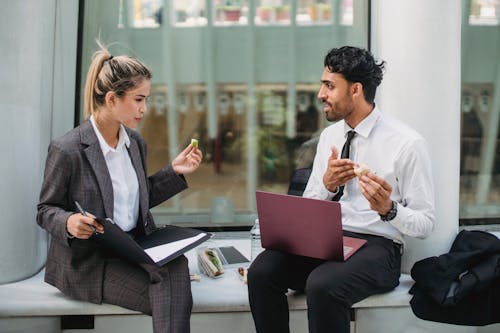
left=104, top=91, right=116, bottom=108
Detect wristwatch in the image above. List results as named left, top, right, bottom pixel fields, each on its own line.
left=380, top=201, right=397, bottom=222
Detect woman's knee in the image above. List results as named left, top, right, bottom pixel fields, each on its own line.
left=160, top=255, right=189, bottom=274
left=170, top=254, right=189, bottom=269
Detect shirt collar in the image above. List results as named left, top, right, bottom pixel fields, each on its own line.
left=89, top=115, right=131, bottom=155
left=343, top=105, right=381, bottom=139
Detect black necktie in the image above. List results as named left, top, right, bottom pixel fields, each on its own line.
left=332, top=130, right=356, bottom=201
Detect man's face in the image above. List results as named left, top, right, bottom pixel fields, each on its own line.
left=317, top=68, right=355, bottom=123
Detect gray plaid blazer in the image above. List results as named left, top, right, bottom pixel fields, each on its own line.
left=36, top=119, right=188, bottom=303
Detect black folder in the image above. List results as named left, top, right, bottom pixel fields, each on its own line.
left=95, top=218, right=211, bottom=267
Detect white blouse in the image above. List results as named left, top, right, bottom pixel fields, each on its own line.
left=90, top=116, right=139, bottom=232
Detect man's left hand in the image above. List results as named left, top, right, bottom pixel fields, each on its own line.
left=358, top=173, right=393, bottom=215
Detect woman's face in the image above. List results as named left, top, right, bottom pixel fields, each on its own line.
left=112, top=79, right=151, bottom=129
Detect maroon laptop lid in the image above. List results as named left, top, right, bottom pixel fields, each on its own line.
left=255, top=191, right=366, bottom=261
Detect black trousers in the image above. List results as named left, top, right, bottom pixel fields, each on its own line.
left=247, top=231, right=402, bottom=333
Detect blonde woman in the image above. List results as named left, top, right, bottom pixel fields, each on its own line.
left=37, top=42, right=202, bottom=332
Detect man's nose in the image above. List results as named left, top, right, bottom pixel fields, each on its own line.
left=317, top=90, right=325, bottom=101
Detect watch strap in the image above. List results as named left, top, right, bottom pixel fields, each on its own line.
left=380, top=201, right=397, bottom=222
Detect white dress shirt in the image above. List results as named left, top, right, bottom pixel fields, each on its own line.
left=303, top=106, right=435, bottom=244
left=90, top=116, right=139, bottom=232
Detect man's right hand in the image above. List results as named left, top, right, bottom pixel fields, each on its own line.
left=322, top=146, right=356, bottom=192
left=66, top=213, right=104, bottom=239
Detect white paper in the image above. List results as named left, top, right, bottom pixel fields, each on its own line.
left=144, top=233, right=207, bottom=263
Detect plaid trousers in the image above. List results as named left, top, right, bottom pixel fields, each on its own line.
left=102, top=255, right=192, bottom=333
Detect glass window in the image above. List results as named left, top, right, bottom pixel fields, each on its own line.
left=79, top=0, right=369, bottom=228
left=460, top=0, right=500, bottom=227
left=469, top=0, right=499, bottom=26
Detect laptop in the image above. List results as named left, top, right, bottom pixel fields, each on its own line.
left=255, top=191, right=367, bottom=261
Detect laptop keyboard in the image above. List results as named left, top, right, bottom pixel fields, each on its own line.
left=343, top=246, right=353, bottom=256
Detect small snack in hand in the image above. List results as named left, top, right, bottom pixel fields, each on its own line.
left=354, top=163, right=371, bottom=178
left=190, top=138, right=199, bottom=148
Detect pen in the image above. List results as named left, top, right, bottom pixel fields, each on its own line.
left=74, top=201, right=97, bottom=233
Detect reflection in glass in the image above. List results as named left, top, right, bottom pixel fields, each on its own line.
left=214, top=0, right=249, bottom=26
left=256, top=85, right=322, bottom=193
left=297, top=0, right=333, bottom=25
left=172, top=0, right=207, bottom=27
left=132, top=0, right=162, bottom=28
left=340, top=0, right=354, bottom=25
left=255, top=0, right=291, bottom=25
left=140, top=85, right=170, bottom=174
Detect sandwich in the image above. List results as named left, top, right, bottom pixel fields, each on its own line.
left=197, top=247, right=224, bottom=278
left=354, top=163, right=371, bottom=178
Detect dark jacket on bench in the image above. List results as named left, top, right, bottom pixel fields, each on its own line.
left=409, top=230, right=500, bottom=326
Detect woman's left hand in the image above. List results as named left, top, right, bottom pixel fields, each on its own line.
left=172, top=143, right=203, bottom=175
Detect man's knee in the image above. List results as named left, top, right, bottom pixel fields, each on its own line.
left=247, top=260, right=268, bottom=288
left=248, top=251, right=281, bottom=287
left=305, top=269, right=351, bottom=306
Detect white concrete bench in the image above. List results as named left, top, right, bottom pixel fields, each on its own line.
left=0, top=267, right=412, bottom=333
left=0, top=234, right=496, bottom=333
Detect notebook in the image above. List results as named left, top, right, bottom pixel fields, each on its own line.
left=255, top=191, right=367, bottom=261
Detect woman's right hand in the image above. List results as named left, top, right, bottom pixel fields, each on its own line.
left=171, top=143, right=203, bottom=175
left=66, top=213, right=104, bottom=239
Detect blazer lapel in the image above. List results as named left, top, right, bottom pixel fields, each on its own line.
left=80, top=120, right=114, bottom=219
left=127, top=137, right=149, bottom=224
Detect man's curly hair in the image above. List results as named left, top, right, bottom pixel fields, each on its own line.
left=324, top=46, right=385, bottom=104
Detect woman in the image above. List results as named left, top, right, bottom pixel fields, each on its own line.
left=36, top=42, right=202, bottom=333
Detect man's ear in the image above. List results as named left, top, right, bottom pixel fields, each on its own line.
left=104, top=91, right=116, bottom=108
left=351, top=82, right=365, bottom=101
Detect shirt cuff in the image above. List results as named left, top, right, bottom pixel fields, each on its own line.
left=326, top=187, right=339, bottom=200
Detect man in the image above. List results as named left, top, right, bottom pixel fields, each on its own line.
left=247, top=46, right=435, bottom=333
